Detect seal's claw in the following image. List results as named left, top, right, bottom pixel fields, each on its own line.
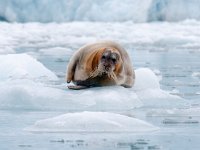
left=68, top=85, right=88, bottom=90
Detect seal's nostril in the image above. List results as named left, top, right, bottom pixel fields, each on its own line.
left=105, top=67, right=110, bottom=71
left=104, top=63, right=110, bottom=67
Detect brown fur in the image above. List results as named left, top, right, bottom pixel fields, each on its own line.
left=85, top=48, right=105, bottom=74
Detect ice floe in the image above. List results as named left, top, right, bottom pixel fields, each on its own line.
left=134, top=68, right=160, bottom=90
left=25, top=111, right=159, bottom=133
left=0, top=80, right=142, bottom=111
left=134, top=68, right=185, bottom=108
left=0, top=54, right=186, bottom=111
left=192, top=72, right=200, bottom=78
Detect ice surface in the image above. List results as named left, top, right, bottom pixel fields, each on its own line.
left=0, top=54, right=58, bottom=81
left=1, top=0, right=200, bottom=22
left=0, top=59, right=184, bottom=110
left=0, top=53, right=143, bottom=110
left=0, top=53, right=185, bottom=110
left=0, top=80, right=142, bottom=111
left=134, top=68, right=185, bottom=108
left=134, top=68, right=160, bottom=90
left=26, top=111, right=159, bottom=133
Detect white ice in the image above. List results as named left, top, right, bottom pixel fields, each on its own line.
left=25, top=111, right=159, bottom=133
left=192, top=72, right=200, bottom=78
left=0, top=0, right=151, bottom=22
left=39, top=47, right=73, bottom=59
left=0, top=80, right=142, bottom=111
left=1, top=0, right=200, bottom=22
left=0, top=53, right=185, bottom=111
left=1, top=21, right=200, bottom=55
left=0, top=53, right=58, bottom=81
left=134, top=68, right=185, bottom=108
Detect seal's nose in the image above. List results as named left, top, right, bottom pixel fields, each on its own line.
left=103, top=62, right=111, bottom=71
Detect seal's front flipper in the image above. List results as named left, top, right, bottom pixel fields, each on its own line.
left=67, top=85, right=88, bottom=90
left=121, top=84, right=132, bottom=88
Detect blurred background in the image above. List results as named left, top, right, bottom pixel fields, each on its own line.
left=0, top=0, right=200, bottom=23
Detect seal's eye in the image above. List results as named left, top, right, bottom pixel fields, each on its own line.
left=111, top=53, right=117, bottom=63
left=102, top=55, right=106, bottom=59
left=112, top=58, right=116, bottom=63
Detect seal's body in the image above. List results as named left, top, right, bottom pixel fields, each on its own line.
left=66, top=41, right=135, bottom=89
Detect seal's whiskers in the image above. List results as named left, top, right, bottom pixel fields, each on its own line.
left=89, top=68, right=100, bottom=78
left=108, top=72, right=117, bottom=82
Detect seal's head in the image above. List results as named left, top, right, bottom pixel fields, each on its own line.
left=98, top=48, right=121, bottom=74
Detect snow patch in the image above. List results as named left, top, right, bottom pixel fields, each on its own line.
left=26, top=111, right=159, bottom=133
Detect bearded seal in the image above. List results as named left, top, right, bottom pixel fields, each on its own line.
left=66, top=41, right=135, bottom=90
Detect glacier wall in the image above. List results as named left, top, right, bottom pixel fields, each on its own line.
left=0, top=0, right=200, bottom=23
left=148, top=0, right=200, bottom=22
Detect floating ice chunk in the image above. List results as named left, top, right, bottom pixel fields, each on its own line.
left=0, top=80, right=77, bottom=111
left=0, top=68, right=185, bottom=111
left=25, top=112, right=159, bottom=133
left=75, top=86, right=142, bottom=110
left=134, top=68, right=160, bottom=90
left=147, top=107, right=200, bottom=117
left=0, top=80, right=142, bottom=111
left=0, top=53, right=58, bottom=81
left=152, top=69, right=162, bottom=81
left=192, top=72, right=200, bottom=78
left=39, top=47, right=73, bottom=59
left=133, top=68, right=185, bottom=108
left=136, top=89, right=185, bottom=108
